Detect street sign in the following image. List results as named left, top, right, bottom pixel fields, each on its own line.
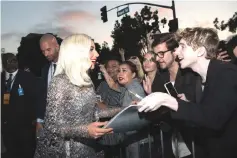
left=117, top=6, right=129, bottom=17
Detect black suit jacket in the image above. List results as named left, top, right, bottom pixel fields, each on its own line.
left=148, top=68, right=202, bottom=123
left=150, top=68, right=204, bottom=158
left=172, top=59, right=237, bottom=158
left=152, top=68, right=201, bottom=103
left=36, top=63, right=50, bottom=120
left=1, top=70, right=40, bottom=128
left=41, top=62, right=50, bottom=88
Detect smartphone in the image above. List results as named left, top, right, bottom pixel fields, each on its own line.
left=164, top=82, right=179, bottom=98
left=217, top=41, right=231, bottom=60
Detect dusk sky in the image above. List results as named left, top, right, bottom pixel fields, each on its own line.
left=1, top=0, right=237, bottom=53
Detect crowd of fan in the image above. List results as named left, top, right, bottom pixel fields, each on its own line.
left=1, top=28, right=237, bottom=158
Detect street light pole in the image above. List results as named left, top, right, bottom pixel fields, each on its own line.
left=106, top=0, right=176, bottom=20
left=100, top=0, right=178, bottom=31
left=172, top=0, right=176, bottom=19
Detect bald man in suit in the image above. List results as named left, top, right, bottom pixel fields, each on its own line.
left=36, top=34, right=60, bottom=132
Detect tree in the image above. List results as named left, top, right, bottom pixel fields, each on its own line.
left=213, top=12, right=237, bottom=33
left=97, top=41, right=110, bottom=63
left=17, top=33, right=62, bottom=77
left=97, top=41, right=120, bottom=64
left=111, top=6, right=166, bottom=59
left=95, top=42, right=101, bottom=54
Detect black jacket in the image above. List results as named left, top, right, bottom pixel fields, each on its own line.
left=172, top=60, right=237, bottom=158
left=152, top=68, right=201, bottom=103
left=36, top=63, right=50, bottom=120
left=1, top=70, right=41, bottom=127
left=150, top=67, right=204, bottom=158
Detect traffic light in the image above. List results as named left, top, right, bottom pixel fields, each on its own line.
left=168, top=18, right=178, bottom=33
left=100, top=6, right=108, bottom=23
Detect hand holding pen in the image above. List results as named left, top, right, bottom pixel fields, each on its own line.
left=128, top=90, right=144, bottom=105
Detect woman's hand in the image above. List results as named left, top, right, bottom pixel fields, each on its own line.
left=87, top=122, right=113, bottom=139
left=217, top=50, right=231, bottom=62
left=99, top=64, right=107, bottom=74
left=143, top=74, right=152, bottom=94
left=119, top=48, right=125, bottom=56
left=129, top=56, right=144, bottom=80
left=96, top=102, right=107, bottom=109
left=131, top=100, right=139, bottom=105
left=128, top=56, right=142, bottom=68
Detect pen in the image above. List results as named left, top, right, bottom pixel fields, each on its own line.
left=128, top=90, right=144, bottom=100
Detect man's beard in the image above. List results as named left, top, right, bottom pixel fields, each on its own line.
left=50, top=48, right=58, bottom=62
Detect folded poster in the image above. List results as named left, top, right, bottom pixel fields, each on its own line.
left=103, top=105, right=151, bottom=133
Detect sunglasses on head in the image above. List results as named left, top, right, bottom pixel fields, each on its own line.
left=143, top=57, right=156, bottom=63
left=130, top=56, right=137, bottom=59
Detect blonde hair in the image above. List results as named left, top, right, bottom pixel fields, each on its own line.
left=54, top=34, right=93, bottom=87
left=178, top=27, right=219, bottom=59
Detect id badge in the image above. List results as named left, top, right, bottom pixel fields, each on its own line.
left=3, top=93, right=10, bottom=105
left=18, top=84, right=24, bottom=96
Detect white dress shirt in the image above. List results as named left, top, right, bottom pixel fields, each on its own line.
left=37, top=63, right=57, bottom=123
left=47, top=62, right=57, bottom=87
left=5, top=69, right=18, bottom=89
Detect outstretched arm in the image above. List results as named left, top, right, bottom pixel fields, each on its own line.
left=99, top=65, right=120, bottom=92
left=96, top=107, right=123, bottom=119
left=119, top=48, right=126, bottom=62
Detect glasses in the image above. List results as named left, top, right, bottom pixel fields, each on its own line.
left=153, top=49, right=172, bottom=58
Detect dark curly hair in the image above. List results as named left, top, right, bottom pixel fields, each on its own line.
left=120, top=61, right=137, bottom=78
